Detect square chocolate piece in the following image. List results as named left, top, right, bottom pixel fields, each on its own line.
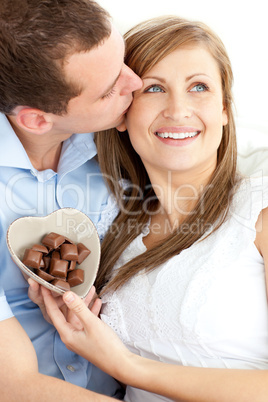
left=22, top=248, right=42, bottom=269
left=32, top=244, right=49, bottom=254
left=68, top=260, right=77, bottom=271
left=67, top=269, right=84, bottom=287
left=49, top=258, right=68, bottom=278
left=60, top=243, right=78, bottom=261
left=35, top=269, right=55, bottom=282
left=51, top=279, right=71, bottom=292
left=77, top=243, right=91, bottom=264
left=42, top=232, right=65, bottom=249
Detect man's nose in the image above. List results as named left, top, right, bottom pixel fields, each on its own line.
left=119, top=64, right=142, bottom=96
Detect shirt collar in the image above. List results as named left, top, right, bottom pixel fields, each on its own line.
left=0, top=113, right=97, bottom=174
left=57, top=132, right=97, bottom=177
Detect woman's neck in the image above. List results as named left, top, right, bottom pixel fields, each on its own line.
left=151, top=169, right=213, bottom=219
left=143, top=168, right=214, bottom=250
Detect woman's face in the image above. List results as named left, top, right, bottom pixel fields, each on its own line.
left=122, top=44, right=228, bottom=179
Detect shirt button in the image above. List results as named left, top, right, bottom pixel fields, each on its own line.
left=66, top=365, right=76, bottom=372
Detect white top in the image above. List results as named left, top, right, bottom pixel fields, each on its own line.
left=101, top=177, right=268, bottom=402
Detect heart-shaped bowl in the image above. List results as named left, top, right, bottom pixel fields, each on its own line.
left=6, top=208, right=101, bottom=297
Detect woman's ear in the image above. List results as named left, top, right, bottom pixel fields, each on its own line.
left=15, top=107, right=53, bottom=135
left=116, top=120, right=127, bottom=132
left=222, top=104, right=228, bottom=127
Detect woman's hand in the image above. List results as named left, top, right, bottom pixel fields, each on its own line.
left=28, top=279, right=102, bottom=329
left=42, top=287, right=132, bottom=380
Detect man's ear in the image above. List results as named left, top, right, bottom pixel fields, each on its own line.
left=15, top=107, right=53, bottom=135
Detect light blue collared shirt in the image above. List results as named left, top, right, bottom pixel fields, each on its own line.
left=0, top=114, right=123, bottom=398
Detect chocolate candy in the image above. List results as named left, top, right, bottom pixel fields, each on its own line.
left=51, top=279, right=71, bottom=292
left=67, top=268, right=84, bottom=287
left=60, top=243, right=78, bottom=261
left=68, top=260, right=77, bottom=271
left=42, top=232, right=65, bottom=250
left=36, top=269, right=55, bottom=282
left=22, top=232, right=91, bottom=291
left=49, top=258, right=68, bottom=278
left=32, top=244, right=49, bottom=254
left=51, top=250, right=60, bottom=260
left=43, top=256, right=51, bottom=270
left=77, top=243, right=91, bottom=264
left=22, top=249, right=42, bottom=269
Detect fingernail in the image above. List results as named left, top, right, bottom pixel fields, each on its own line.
left=64, top=292, right=75, bottom=304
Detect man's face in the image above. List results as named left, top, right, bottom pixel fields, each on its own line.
left=53, top=26, right=142, bottom=135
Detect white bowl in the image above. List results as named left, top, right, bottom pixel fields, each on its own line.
left=6, top=208, right=101, bottom=297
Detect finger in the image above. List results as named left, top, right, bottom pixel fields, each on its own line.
left=38, top=284, right=65, bottom=308
left=66, top=307, right=84, bottom=330
left=28, top=278, right=42, bottom=304
left=42, top=286, right=68, bottom=328
left=90, top=297, right=102, bottom=316
left=82, top=286, right=96, bottom=308
left=63, top=291, right=93, bottom=327
left=28, top=278, right=45, bottom=308
left=41, top=285, right=52, bottom=298
left=28, top=278, right=40, bottom=292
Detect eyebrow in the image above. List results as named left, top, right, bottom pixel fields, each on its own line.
left=142, top=76, right=166, bottom=83
left=100, top=71, right=121, bottom=98
left=143, top=73, right=211, bottom=82
left=186, top=73, right=210, bottom=81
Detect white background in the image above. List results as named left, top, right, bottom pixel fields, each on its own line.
left=98, top=0, right=268, bottom=130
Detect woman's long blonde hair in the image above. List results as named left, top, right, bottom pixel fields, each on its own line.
left=95, top=16, right=239, bottom=294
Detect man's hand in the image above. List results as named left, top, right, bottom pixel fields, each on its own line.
left=28, top=278, right=60, bottom=324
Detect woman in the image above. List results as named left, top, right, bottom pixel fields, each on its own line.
left=41, top=16, right=268, bottom=401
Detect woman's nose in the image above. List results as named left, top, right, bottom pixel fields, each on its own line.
left=162, top=94, right=193, bottom=120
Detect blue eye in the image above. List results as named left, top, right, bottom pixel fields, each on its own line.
left=190, top=84, right=208, bottom=92
left=146, top=85, right=164, bottom=93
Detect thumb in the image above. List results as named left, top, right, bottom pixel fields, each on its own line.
left=63, top=291, right=93, bottom=324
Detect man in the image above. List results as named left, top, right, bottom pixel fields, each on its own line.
left=0, top=0, right=142, bottom=400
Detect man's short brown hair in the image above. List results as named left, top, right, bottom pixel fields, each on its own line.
left=0, top=0, right=111, bottom=115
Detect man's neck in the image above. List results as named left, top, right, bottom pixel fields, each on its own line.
left=7, top=115, right=71, bottom=171
left=26, top=140, right=63, bottom=172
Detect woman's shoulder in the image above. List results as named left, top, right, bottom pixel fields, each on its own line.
left=233, top=176, right=268, bottom=210
left=236, top=175, right=268, bottom=192
left=226, top=175, right=268, bottom=234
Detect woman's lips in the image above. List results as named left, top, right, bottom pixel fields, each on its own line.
left=154, top=128, right=201, bottom=146
left=155, top=131, right=199, bottom=139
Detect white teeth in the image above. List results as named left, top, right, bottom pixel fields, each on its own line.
left=156, top=131, right=198, bottom=139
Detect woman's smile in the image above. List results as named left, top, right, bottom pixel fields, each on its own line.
left=154, top=126, right=201, bottom=146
